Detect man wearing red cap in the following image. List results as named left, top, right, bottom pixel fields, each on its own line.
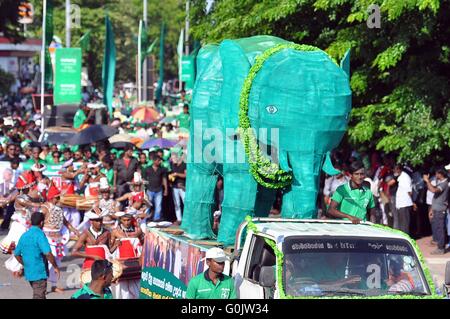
left=41, top=182, right=80, bottom=293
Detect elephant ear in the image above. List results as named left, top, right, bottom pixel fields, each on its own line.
left=340, top=49, right=350, bottom=78
left=322, top=151, right=341, bottom=176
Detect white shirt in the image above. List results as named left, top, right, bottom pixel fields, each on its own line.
left=426, top=178, right=436, bottom=206
left=323, top=175, right=350, bottom=197
left=396, top=171, right=413, bottom=209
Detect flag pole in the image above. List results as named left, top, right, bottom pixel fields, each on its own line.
left=40, top=0, right=47, bottom=134
left=143, top=0, right=147, bottom=102
left=138, top=20, right=142, bottom=103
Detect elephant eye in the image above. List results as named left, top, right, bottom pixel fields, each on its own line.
left=265, top=105, right=278, bottom=114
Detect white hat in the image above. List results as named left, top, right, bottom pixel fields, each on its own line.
left=445, top=163, right=450, bottom=171
left=128, top=172, right=147, bottom=185
left=62, top=159, right=74, bottom=169
left=85, top=207, right=107, bottom=220
left=115, top=210, right=134, bottom=218
left=99, top=177, right=110, bottom=190
left=88, top=162, right=102, bottom=169
left=31, top=163, right=47, bottom=172
left=202, top=247, right=229, bottom=262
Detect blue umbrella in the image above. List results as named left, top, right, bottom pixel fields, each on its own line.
left=141, top=138, right=177, bottom=149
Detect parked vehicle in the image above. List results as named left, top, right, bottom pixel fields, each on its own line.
left=140, top=218, right=445, bottom=299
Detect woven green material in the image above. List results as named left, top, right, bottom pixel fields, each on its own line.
left=181, top=36, right=351, bottom=245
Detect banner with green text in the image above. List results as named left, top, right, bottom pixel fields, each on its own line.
left=54, top=48, right=82, bottom=105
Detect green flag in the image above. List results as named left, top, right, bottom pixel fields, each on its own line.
left=77, top=30, right=91, bottom=51
left=145, top=38, right=158, bottom=58
left=177, top=29, right=184, bottom=79
left=139, top=20, right=148, bottom=65
left=44, top=0, right=54, bottom=90
left=155, top=22, right=165, bottom=104
left=102, top=16, right=116, bottom=120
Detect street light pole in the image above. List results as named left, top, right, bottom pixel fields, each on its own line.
left=185, top=0, right=189, bottom=56
left=40, top=0, right=47, bottom=135
left=143, top=0, right=148, bottom=102
left=65, top=0, right=71, bottom=47
left=138, top=20, right=142, bottom=103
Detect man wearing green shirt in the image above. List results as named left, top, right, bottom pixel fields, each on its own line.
left=328, top=160, right=375, bottom=223
left=71, top=260, right=114, bottom=299
left=177, top=104, right=190, bottom=131
left=186, top=247, right=236, bottom=299
left=73, top=104, right=94, bottom=129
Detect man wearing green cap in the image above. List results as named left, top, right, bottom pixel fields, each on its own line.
left=186, top=247, right=236, bottom=299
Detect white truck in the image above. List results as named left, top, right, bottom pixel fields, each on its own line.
left=139, top=218, right=446, bottom=299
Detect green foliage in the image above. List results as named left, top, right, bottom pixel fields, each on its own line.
left=190, top=0, right=450, bottom=166
left=0, top=0, right=25, bottom=43
left=0, top=68, right=15, bottom=95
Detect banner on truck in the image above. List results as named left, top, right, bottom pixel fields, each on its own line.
left=140, top=230, right=207, bottom=299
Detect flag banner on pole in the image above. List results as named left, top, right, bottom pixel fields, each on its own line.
left=102, top=15, right=116, bottom=119
left=140, top=20, right=148, bottom=65
left=77, top=30, right=91, bottom=51
left=177, top=29, right=184, bottom=79
left=44, top=0, right=54, bottom=90
left=155, top=22, right=165, bottom=104
left=145, top=38, right=158, bottom=61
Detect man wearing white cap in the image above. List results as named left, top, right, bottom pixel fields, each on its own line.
left=59, top=160, right=85, bottom=232
left=80, top=162, right=105, bottom=197
left=186, top=247, right=236, bottom=299
left=96, top=177, right=118, bottom=230
left=31, top=163, right=50, bottom=202
left=71, top=207, right=112, bottom=276
left=109, top=211, right=144, bottom=299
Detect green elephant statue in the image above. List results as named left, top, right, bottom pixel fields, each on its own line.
left=181, top=35, right=351, bottom=245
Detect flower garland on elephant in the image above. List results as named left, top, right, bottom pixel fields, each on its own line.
left=238, top=43, right=338, bottom=189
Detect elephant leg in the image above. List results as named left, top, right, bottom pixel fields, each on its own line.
left=181, top=163, right=218, bottom=239
left=254, top=186, right=277, bottom=217
left=217, top=164, right=257, bottom=245
left=281, top=152, right=320, bottom=219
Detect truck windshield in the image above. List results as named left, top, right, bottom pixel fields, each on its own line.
left=282, top=237, right=429, bottom=297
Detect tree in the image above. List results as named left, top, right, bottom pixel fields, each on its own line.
left=0, top=68, right=15, bottom=95
left=0, top=0, right=25, bottom=43
left=189, top=0, right=450, bottom=166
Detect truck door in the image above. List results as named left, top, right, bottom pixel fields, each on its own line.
left=237, top=234, right=276, bottom=299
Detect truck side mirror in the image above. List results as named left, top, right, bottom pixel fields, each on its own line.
left=259, top=266, right=276, bottom=288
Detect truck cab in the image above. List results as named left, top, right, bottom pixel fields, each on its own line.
left=232, top=218, right=440, bottom=299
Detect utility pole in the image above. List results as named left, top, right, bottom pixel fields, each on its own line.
left=185, top=0, right=189, bottom=56
left=40, top=0, right=48, bottom=135
left=143, top=0, right=148, bottom=102
left=138, top=20, right=142, bottom=103
left=65, top=0, right=71, bottom=47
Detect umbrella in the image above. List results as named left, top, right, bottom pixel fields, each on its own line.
left=160, top=116, right=176, bottom=124
left=108, top=133, right=134, bottom=144
left=131, top=107, right=161, bottom=124
left=40, top=127, right=78, bottom=145
left=141, top=138, right=177, bottom=149
left=68, top=125, right=118, bottom=145
left=110, top=141, right=135, bottom=149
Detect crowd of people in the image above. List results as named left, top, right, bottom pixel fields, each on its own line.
left=318, top=151, right=450, bottom=255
